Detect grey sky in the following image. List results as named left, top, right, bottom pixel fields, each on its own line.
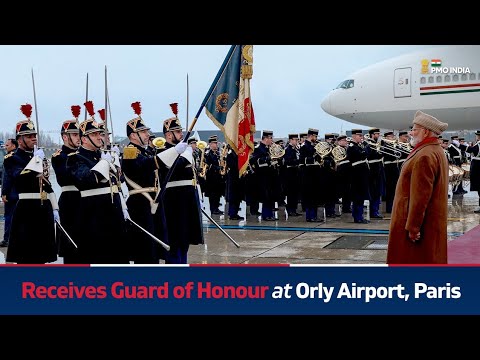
left=0, top=45, right=443, bottom=140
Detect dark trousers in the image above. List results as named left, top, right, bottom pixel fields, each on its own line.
left=370, top=198, right=381, bottom=216
left=250, top=201, right=259, bottom=215
left=228, top=200, right=241, bottom=217
left=209, top=194, right=221, bottom=212
left=352, top=201, right=365, bottom=222
left=3, top=201, right=16, bottom=244
left=261, top=201, right=274, bottom=219
left=306, top=207, right=318, bottom=221
left=165, top=244, right=190, bottom=264
left=325, top=202, right=336, bottom=216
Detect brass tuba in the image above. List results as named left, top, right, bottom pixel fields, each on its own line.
left=269, top=143, right=285, bottom=160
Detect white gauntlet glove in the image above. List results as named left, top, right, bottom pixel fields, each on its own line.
left=123, top=209, right=130, bottom=220
left=101, top=151, right=113, bottom=163
left=112, top=145, right=120, bottom=156
left=174, top=142, right=188, bottom=154
left=53, top=209, right=60, bottom=223
left=34, top=145, right=45, bottom=160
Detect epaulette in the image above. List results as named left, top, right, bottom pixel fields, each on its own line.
left=68, top=151, right=78, bottom=156
left=4, top=152, right=13, bottom=159
left=123, top=145, right=139, bottom=160
left=52, top=149, right=62, bottom=157
left=349, top=143, right=354, bottom=147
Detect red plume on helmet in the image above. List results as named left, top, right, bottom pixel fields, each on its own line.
left=71, top=105, right=81, bottom=119
left=20, top=104, right=33, bottom=119
left=98, top=109, right=106, bottom=121
left=84, top=101, right=95, bottom=117
left=131, top=101, right=142, bottom=116
left=169, top=103, right=178, bottom=118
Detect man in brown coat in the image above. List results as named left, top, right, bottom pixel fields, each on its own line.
left=387, top=111, right=449, bottom=264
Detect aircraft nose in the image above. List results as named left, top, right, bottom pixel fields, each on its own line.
left=321, top=94, right=331, bottom=114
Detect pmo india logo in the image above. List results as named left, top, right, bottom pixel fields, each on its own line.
left=421, top=58, right=471, bottom=74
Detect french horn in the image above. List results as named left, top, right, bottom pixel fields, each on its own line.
left=269, top=143, right=285, bottom=159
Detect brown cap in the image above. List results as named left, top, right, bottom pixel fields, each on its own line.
left=413, top=111, right=448, bottom=135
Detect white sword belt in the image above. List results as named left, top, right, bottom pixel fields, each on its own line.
left=61, top=185, right=79, bottom=192
left=384, top=160, right=398, bottom=165
left=165, top=179, right=196, bottom=188
left=19, top=192, right=55, bottom=203
left=351, top=159, right=367, bottom=166
left=80, top=186, right=119, bottom=198
left=368, top=158, right=383, bottom=164
left=472, top=157, right=480, bottom=161
left=129, top=187, right=157, bottom=195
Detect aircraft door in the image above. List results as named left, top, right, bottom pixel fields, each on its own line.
left=394, top=67, right=412, bottom=98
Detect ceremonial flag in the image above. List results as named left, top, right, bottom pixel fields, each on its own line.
left=205, top=45, right=256, bottom=177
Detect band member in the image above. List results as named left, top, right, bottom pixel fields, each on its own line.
left=204, top=135, right=225, bottom=215
left=299, top=133, right=308, bottom=147
left=335, top=135, right=352, bottom=213
left=145, top=131, right=157, bottom=156
left=225, top=144, right=245, bottom=220
left=0, top=138, right=18, bottom=248
left=397, top=130, right=410, bottom=170
left=156, top=106, right=204, bottom=264
left=466, top=130, right=480, bottom=213
left=299, top=128, right=323, bottom=222
left=459, top=137, right=469, bottom=163
left=448, top=135, right=466, bottom=194
left=6, top=108, right=59, bottom=264
left=245, top=144, right=261, bottom=216
left=121, top=114, right=161, bottom=263
left=66, top=107, right=129, bottom=264
left=51, top=117, right=81, bottom=263
left=347, top=129, right=370, bottom=223
left=251, top=130, right=278, bottom=221
left=366, top=128, right=385, bottom=219
left=283, top=133, right=301, bottom=216
left=382, top=131, right=400, bottom=214
left=323, top=133, right=339, bottom=218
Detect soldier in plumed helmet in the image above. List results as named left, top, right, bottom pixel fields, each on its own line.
left=6, top=104, right=59, bottom=263
left=155, top=103, right=204, bottom=264
left=121, top=101, right=162, bottom=263
left=66, top=101, right=130, bottom=264
left=51, top=106, right=82, bottom=263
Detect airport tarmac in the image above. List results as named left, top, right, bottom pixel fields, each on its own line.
left=1, top=186, right=479, bottom=265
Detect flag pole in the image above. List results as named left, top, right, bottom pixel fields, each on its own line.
left=154, top=45, right=238, bottom=247
left=155, top=45, right=237, bottom=203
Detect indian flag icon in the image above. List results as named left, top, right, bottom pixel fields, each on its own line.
left=431, top=59, right=442, bottom=67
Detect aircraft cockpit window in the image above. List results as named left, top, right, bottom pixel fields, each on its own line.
left=336, top=79, right=354, bottom=89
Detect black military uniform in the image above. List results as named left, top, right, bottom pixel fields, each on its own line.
left=323, top=134, right=339, bottom=218
left=334, top=135, right=352, bottom=213
left=67, top=115, right=129, bottom=264
left=397, top=131, right=411, bottom=170
left=225, top=145, right=245, bottom=220
left=347, top=129, right=370, bottom=223
left=121, top=116, right=162, bottom=264
left=366, top=128, right=385, bottom=218
left=204, top=135, right=225, bottom=215
left=382, top=131, right=400, bottom=214
left=156, top=114, right=204, bottom=264
left=245, top=145, right=260, bottom=215
left=448, top=135, right=466, bottom=194
left=51, top=119, right=81, bottom=263
left=299, top=128, right=323, bottom=222
left=467, top=130, right=480, bottom=212
left=6, top=117, right=58, bottom=263
left=283, top=134, right=300, bottom=216
left=251, top=130, right=278, bottom=221
left=1, top=140, right=18, bottom=247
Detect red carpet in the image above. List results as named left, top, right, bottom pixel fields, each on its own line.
left=448, top=224, right=480, bottom=264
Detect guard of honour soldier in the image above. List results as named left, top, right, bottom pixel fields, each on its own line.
left=2, top=101, right=480, bottom=263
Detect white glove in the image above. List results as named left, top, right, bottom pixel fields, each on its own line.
left=34, top=146, right=45, bottom=160
left=53, top=209, right=60, bottom=223
left=123, top=209, right=130, bottom=220
left=174, top=142, right=188, bottom=154
left=101, top=151, right=113, bottom=163
left=184, top=146, right=193, bottom=155
left=199, top=199, right=205, bottom=210
left=112, top=145, right=120, bottom=156
left=452, top=140, right=460, bottom=147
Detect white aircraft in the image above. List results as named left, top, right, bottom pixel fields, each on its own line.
left=321, top=45, right=480, bottom=131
